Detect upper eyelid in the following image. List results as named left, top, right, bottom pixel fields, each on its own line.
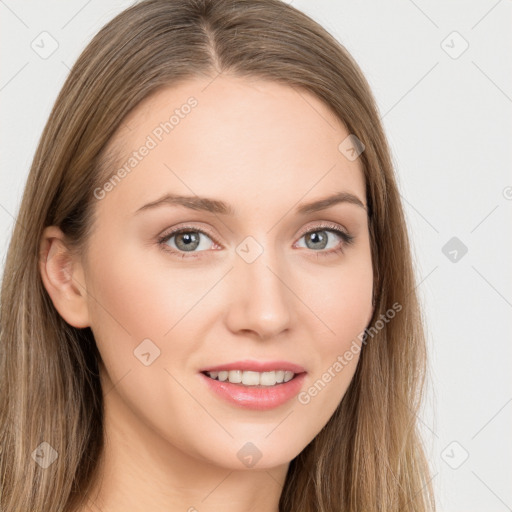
left=161, top=221, right=349, bottom=241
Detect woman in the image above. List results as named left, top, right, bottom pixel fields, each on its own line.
left=0, top=0, right=436, bottom=510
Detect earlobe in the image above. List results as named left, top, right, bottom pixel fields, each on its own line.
left=39, top=226, right=91, bottom=328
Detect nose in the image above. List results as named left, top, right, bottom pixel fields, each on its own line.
left=224, top=246, right=293, bottom=340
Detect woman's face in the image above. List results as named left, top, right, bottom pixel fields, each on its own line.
left=79, top=76, right=373, bottom=469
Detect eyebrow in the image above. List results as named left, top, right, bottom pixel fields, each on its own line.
left=135, top=191, right=367, bottom=216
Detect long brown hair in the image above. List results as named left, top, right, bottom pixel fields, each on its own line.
left=0, top=1, right=436, bottom=510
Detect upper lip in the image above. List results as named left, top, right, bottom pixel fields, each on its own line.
left=200, top=360, right=306, bottom=374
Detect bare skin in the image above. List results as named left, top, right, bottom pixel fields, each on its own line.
left=40, top=75, right=374, bottom=512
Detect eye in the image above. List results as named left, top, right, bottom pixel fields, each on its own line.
left=295, top=222, right=355, bottom=257
left=158, top=226, right=218, bottom=258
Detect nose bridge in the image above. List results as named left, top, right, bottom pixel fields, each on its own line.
left=227, top=235, right=293, bottom=338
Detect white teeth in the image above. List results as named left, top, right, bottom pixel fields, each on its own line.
left=283, top=371, right=294, bottom=382
left=260, top=371, right=277, bottom=386
left=205, top=370, right=296, bottom=386
left=242, top=371, right=260, bottom=386
left=275, top=370, right=285, bottom=383
left=228, top=370, right=242, bottom=383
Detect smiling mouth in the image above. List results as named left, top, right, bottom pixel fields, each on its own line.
left=201, top=369, right=299, bottom=387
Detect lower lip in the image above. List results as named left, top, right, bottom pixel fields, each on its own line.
left=199, top=372, right=307, bottom=410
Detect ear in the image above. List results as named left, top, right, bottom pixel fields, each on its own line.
left=39, top=226, right=90, bottom=328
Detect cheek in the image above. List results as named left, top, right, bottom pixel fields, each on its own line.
left=84, top=240, right=214, bottom=340
left=293, top=253, right=372, bottom=413
left=300, top=253, right=373, bottom=345
left=329, top=266, right=373, bottom=336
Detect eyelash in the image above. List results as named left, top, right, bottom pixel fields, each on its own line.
left=157, top=221, right=355, bottom=260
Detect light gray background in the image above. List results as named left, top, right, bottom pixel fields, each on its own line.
left=1, top=1, right=511, bottom=510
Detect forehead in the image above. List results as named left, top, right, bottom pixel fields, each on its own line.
left=97, top=75, right=366, bottom=219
